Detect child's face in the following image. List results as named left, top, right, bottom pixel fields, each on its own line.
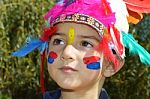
left=48, top=22, right=103, bottom=91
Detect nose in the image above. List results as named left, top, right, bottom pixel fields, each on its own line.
left=61, top=45, right=76, bottom=63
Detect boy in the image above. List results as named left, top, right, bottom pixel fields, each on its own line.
left=12, top=0, right=150, bottom=99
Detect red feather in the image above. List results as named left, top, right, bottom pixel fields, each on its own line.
left=127, top=9, right=143, bottom=24
left=102, top=0, right=112, bottom=15
left=40, top=27, right=57, bottom=41
left=111, top=25, right=124, bottom=56
left=40, top=50, right=46, bottom=94
left=97, top=36, right=119, bottom=71
left=124, top=0, right=150, bottom=13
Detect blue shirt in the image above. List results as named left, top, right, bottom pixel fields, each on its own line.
left=43, top=88, right=109, bottom=99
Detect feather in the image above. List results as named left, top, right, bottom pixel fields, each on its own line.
left=40, top=50, right=46, bottom=94
left=12, top=27, right=57, bottom=57
left=45, top=17, right=51, bottom=27
left=122, top=31, right=150, bottom=66
left=38, top=42, right=48, bottom=54
left=40, top=27, right=57, bottom=41
left=98, top=36, right=119, bottom=71
left=109, top=25, right=125, bottom=57
left=102, top=0, right=112, bottom=15
left=127, top=9, right=143, bottom=24
left=64, top=0, right=75, bottom=8
left=108, top=0, right=129, bottom=33
left=124, top=0, right=150, bottom=13
left=12, top=37, right=44, bottom=57
left=57, top=0, right=65, bottom=5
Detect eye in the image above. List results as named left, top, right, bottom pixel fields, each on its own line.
left=80, top=41, right=93, bottom=48
left=53, top=39, right=65, bottom=45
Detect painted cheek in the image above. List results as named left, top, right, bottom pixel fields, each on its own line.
left=83, top=56, right=101, bottom=70
left=49, top=51, right=58, bottom=59
left=48, top=57, right=54, bottom=64
left=87, top=62, right=101, bottom=70
left=83, top=56, right=100, bottom=64
left=48, top=51, right=58, bottom=64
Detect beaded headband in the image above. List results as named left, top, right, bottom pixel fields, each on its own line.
left=52, top=13, right=105, bottom=36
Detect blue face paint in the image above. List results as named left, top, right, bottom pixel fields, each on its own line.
left=48, top=51, right=58, bottom=64
left=48, top=56, right=54, bottom=64
left=87, top=62, right=101, bottom=70
left=83, top=56, right=101, bottom=70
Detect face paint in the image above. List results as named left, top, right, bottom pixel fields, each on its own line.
left=87, top=62, right=101, bottom=70
left=83, top=56, right=100, bottom=64
left=48, top=57, right=54, bottom=64
left=83, top=56, right=101, bottom=70
left=48, top=51, right=58, bottom=64
left=68, top=27, right=75, bottom=45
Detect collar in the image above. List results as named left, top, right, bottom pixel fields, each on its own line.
left=43, top=88, right=109, bottom=99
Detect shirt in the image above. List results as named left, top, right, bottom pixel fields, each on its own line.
left=43, top=88, right=109, bottom=99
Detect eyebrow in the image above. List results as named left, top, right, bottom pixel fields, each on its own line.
left=52, top=33, right=101, bottom=42
left=53, top=32, right=66, bottom=36
left=78, top=35, right=101, bottom=42
left=49, top=32, right=66, bottom=40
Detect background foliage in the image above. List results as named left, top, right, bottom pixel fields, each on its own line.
left=0, top=0, right=149, bottom=99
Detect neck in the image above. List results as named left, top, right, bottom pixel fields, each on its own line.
left=60, top=77, right=105, bottom=99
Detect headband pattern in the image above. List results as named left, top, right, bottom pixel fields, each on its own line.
left=53, top=13, right=105, bottom=36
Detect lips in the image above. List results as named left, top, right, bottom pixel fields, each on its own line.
left=59, top=66, right=78, bottom=73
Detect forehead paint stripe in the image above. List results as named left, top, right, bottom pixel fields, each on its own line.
left=87, top=62, right=101, bottom=70
left=68, top=27, right=75, bottom=45
left=83, top=56, right=100, bottom=64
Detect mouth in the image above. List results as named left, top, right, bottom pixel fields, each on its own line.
left=59, top=66, right=78, bottom=73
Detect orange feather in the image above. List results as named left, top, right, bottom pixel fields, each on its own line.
left=127, top=9, right=143, bottom=24
left=124, top=0, right=150, bottom=13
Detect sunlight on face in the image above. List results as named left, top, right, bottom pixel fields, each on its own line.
left=47, top=22, right=103, bottom=91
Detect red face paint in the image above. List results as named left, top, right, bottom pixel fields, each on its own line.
left=49, top=51, right=58, bottom=59
left=83, top=56, right=100, bottom=64
left=83, top=56, right=101, bottom=70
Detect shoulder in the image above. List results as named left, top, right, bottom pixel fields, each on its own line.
left=43, top=89, right=61, bottom=99
left=99, top=88, right=110, bottom=99
left=43, top=88, right=109, bottom=99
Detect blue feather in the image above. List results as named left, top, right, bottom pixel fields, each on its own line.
left=38, top=42, right=48, bottom=54
left=122, top=31, right=150, bottom=66
left=64, top=0, right=75, bottom=8
left=12, top=36, right=45, bottom=57
left=57, top=0, right=65, bottom=5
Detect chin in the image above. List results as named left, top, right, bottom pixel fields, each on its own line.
left=56, top=80, right=81, bottom=91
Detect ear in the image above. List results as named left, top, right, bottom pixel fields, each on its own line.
left=102, top=55, right=125, bottom=77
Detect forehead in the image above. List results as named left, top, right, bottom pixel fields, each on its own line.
left=55, top=22, right=101, bottom=39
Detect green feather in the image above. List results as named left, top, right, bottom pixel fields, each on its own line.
left=122, top=31, right=150, bottom=66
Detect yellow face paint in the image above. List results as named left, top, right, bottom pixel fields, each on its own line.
left=68, top=27, right=75, bottom=45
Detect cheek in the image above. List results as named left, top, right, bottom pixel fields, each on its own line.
left=47, top=51, right=58, bottom=64
left=80, top=68, right=101, bottom=87
left=47, top=62, right=59, bottom=82
left=83, top=56, right=101, bottom=70
left=47, top=51, right=60, bottom=81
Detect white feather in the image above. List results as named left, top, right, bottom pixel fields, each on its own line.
left=108, top=0, right=129, bottom=33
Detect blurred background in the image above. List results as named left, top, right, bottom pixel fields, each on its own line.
left=0, top=0, right=150, bottom=99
